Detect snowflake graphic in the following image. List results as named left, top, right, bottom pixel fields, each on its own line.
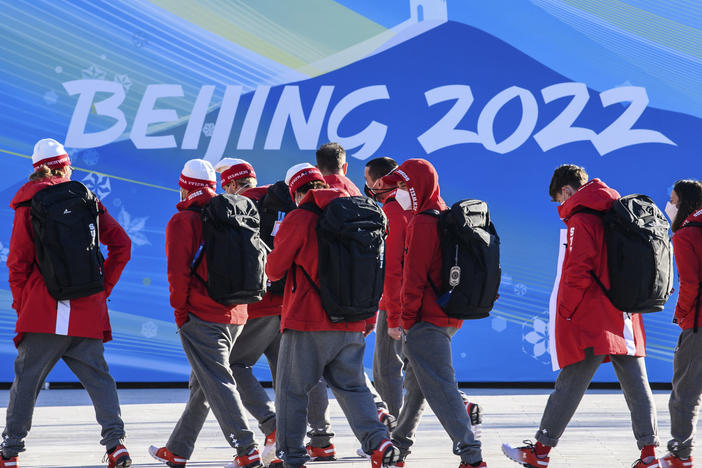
left=0, top=242, right=9, bottom=262
left=491, top=316, right=507, bottom=332
left=514, top=282, right=528, bottom=297
left=54, top=66, right=63, bottom=74
left=202, top=122, right=215, bottom=137
left=132, top=33, right=148, bottom=48
left=113, top=74, right=132, bottom=92
left=81, top=64, right=106, bottom=80
left=141, top=321, right=158, bottom=338
left=80, top=149, right=100, bottom=166
left=43, top=90, right=58, bottom=105
left=522, top=314, right=551, bottom=365
left=82, top=173, right=111, bottom=199
left=118, top=208, right=150, bottom=247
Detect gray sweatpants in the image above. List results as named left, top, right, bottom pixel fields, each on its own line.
left=373, top=310, right=404, bottom=417
left=536, top=348, right=659, bottom=449
left=276, top=330, right=389, bottom=466
left=166, top=315, right=281, bottom=458
left=1, top=333, right=125, bottom=457
left=169, top=314, right=255, bottom=458
left=668, top=329, right=702, bottom=458
left=392, top=322, right=482, bottom=465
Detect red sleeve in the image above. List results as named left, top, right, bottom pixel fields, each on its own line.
left=400, top=219, right=437, bottom=330
left=673, top=232, right=701, bottom=327
left=557, top=214, right=599, bottom=319
left=98, top=205, right=131, bottom=297
left=7, top=207, right=35, bottom=313
left=165, top=214, right=197, bottom=327
left=265, top=213, right=303, bottom=282
left=384, top=206, right=407, bottom=328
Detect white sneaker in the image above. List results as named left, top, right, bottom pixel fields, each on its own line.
left=356, top=447, right=371, bottom=459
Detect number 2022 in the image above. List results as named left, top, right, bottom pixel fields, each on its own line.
left=417, top=83, right=675, bottom=156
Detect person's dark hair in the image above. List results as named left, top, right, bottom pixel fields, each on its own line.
left=316, top=142, right=345, bottom=174
left=549, top=164, right=588, bottom=201
left=296, top=180, right=329, bottom=196
left=29, top=164, right=70, bottom=181
left=365, top=157, right=398, bottom=181
left=671, top=179, right=702, bottom=232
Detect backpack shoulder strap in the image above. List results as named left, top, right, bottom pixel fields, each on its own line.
left=420, top=209, right=441, bottom=217
left=298, top=202, right=322, bottom=216
left=681, top=222, right=702, bottom=229
left=15, top=200, right=32, bottom=209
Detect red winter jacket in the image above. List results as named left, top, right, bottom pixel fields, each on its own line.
left=7, top=176, right=131, bottom=346
left=242, top=185, right=282, bottom=319
left=379, top=197, right=411, bottom=328
left=553, top=179, right=646, bottom=368
left=266, top=188, right=365, bottom=333
left=165, top=188, right=247, bottom=327
left=324, top=174, right=362, bottom=196
left=398, top=159, right=462, bottom=331
left=672, top=209, right=702, bottom=331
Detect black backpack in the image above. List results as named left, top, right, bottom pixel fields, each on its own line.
left=299, top=196, right=387, bottom=323
left=257, top=181, right=297, bottom=295
left=18, top=181, right=105, bottom=300
left=580, top=194, right=673, bottom=313
left=679, top=221, right=702, bottom=332
left=422, top=200, right=501, bottom=320
left=189, top=194, right=268, bottom=305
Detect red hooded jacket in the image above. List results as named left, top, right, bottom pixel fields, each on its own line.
left=241, top=185, right=282, bottom=319
left=378, top=197, right=411, bottom=328
left=672, top=208, right=702, bottom=330
left=265, top=188, right=365, bottom=333
left=165, top=188, right=247, bottom=327
left=397, top=159, right=462, bottom=331
left=554, top=179, right=646, bottom=368
left=324, top=174, right=362, bottom=196
left=7, top=176, right=131, bottom=346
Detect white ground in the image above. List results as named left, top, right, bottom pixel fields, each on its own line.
left=0, top=388, right=696, bottom=467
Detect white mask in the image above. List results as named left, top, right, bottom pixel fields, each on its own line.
left=395, top=188, right=412, bottom=211
left=665, top=201, right=678, bottom=224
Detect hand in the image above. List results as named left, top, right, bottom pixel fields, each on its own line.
left=388, top=327, right=403, bottom=341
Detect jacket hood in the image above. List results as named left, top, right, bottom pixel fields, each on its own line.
left=300, top=188, right=347, bottom=210
left=241, top=185, right=269, bottom=202
left=10, top=176, right=70, bottom=209
left=176, top=187, right=216, bottom=211
left=557, top=178, right=620, bottom=220
left=681, top=207, right=702, bottom=227
left=390, top=158, right=446, bottom=213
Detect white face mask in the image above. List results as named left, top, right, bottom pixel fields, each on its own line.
left=395, top=188, right=412, bottom=211
left=665, top=201, right=678, bottom=223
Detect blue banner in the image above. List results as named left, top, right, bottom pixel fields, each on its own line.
left=1, top=0, right=699, bottom=382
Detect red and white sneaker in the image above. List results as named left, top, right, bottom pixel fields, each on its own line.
left=0, top=455, right=18, bottom=468
left=149, top=446, right=187, bottom=467
left=370, top=439, right=400, bottom=468
left=228, top=447, right=263, bottom=468
left=459, top=462, right=487, bottom=468
left=262, top=430, right=277, bottom=466
left=660, top=453, right=694, bottom=468
left=633, top=458, right=662, bottom=468
left=502, top=441, right=549, bottom=468
left=377, top=407, right=398, bottom=432
left=106, top=444, right=132, bottom=468
left=306, top=443, right=336, bottom=461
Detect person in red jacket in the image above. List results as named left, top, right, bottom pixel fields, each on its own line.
left=316, top=142, right=362, bottom=196
left=660, top=179, right=702, bottom=468
left=266, top=163, right=399, bottom=468
left=1, top=138, right=132, bottom=468
left=159, top=159, right=262, bottom=468
left=502, top=164, right=659, bottom=468
left=150, top=158, right=283, bottom=468
left=381, top=159, right=486, bottom=468
left=364, top=157, right=410, bottom=418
